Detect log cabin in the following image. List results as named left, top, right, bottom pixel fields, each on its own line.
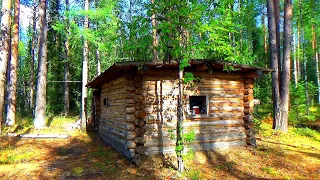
left=87, top=60, right=272, bottom=165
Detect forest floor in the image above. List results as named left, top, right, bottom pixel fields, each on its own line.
left=0, top=116, right=320, bottom=179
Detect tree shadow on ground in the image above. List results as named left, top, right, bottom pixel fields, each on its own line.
left=202, top=149, right=270, bottom=180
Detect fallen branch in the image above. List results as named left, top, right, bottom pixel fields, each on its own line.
left=7, top=133, right=70, bottom=139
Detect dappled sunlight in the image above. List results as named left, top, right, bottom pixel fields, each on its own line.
left=0, top=121, right=320, bottom=179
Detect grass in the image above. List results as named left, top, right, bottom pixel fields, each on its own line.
left=2, top=115, right=80, bottom=135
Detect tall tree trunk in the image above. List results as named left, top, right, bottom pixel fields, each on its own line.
left=5, top=0, right=20, bottom=126
left=279, top=0, right=292, bottom=132
left=96, top=48, right=101, bottom=75
left=151, top=0, right=158, bottom=63
left=81, top=0, right=89, bottom=131
left=34, top=0, right=48, bottom=129
left=311, top=3, right=320, bottom=103
left=64, top=0, right=70, bottom=115
left=29, top=0, right=37, bottom=110
left=177, top=69, right=184, bottom=172
left=0, top=0, right=12, bottom=132
left=263, top=6, right=268, bottom=67
left=267, top=0, right=281, bottom=129
left=274, top=0, right=281, bottom=84
left=293, top=33, right=298, bottom=87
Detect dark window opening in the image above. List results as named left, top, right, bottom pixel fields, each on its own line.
left=103, top=98, right=108, bottom=106
left=189, top=96, right=207, bottom=114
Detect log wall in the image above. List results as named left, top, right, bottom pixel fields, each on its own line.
left=140, top=70, right=249, bottom=156
left=98, top=76, right=136, bottom=159
left=97, top=70, right=257, bottom=163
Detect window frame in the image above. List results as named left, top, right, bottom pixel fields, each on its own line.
left=188, top=94, right=209, bottom=119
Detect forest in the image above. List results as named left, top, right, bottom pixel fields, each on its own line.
left=0, top=0, right=320, bottom=179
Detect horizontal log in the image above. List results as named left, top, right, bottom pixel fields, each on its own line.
left=129, top=149, right=135, bottom=158
left=246, top=136, right=256, bottom=146
left=200, top=79, right=243, bottom=85
left=126, top=141, right=137, bottom=149
left=134, top=75, right=143, bottom=81
left=101, top=120, right=135, bottom=131
left=244, top=84, right=254, bottom=89
left=99, top=128, right=135, bottom=149
left=135, top=119, right=146, bottom=127
left=126, top=107, right=135, bottom=114
left=184, top=120, right=244, bottom=127
left=144, top=139, right=176, bottom=147
left=99, top=125, right=126, bottom=139
left=134, top=137, right=146, bottom=144
left=100, top=136, right=132, bottom=159
left=192, top=132, right=246, bottom=142
left=127, top=131, right=137, bottom=140
left=244, top=89, right=254, bottom=95
left=135, top=146, right=147, bottom=154
left=135, top=81, right=143, bottom=88
left=145, top=146, right=176, bottom=156
left=244, top=108, right=254, bottom=114
left=126, top=99, right=135, bottom=104
left=135, top=110, right=147, bottom=119
left=243, top=95, right=254, bottom=101
left=126, top=85, right=135, bottom=92
left=126, top=114, right=136, bottom=123
left=244, top=101, right=254, bottom=108
left=134, top=95, right=145, bottom=103
left=209, top=106, right=243, bottom=112
left=244, top=122, right=254, bottom=129
left=189, top=140, right=246, bottom=151
left=192, top=72, right=244, bottom=79
left=243, top=115, right=254, bottom=123
left=135, top=88, right=144, bottom=95
left=209, top=102, right=243, bottom=107
left=135, top=128, right=145, bottom=136
left=189, top=113, right=243, bottom=120
left=188, top=127, right=245, bottom=135
left=133, top=154, right=142, bottom=166
left=18, top=134, right=70, bottom=139
left=244, top=78, right=254, bottom=84
left=245, top=129, right=256, bottom=136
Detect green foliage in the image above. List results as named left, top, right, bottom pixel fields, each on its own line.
left=0, top=147, right=36, bottom=164
left=289, top=82, right=317, bottom=125
left=183, top=169, right=203, bottom=180
left=294, top=127, right=320, bottom=141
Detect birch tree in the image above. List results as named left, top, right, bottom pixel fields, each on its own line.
left=0, top=0, right=12, bottom=131
left=81, top=0, right=90, bottom=131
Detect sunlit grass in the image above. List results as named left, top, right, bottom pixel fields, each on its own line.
left=0, top=146, right=37, bottom=164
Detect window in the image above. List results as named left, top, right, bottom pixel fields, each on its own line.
left=189, top=96, right=208, bottom=115
left=103, top=98, right=109, bottom=107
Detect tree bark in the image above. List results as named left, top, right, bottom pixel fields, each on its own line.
left=81, top=0, right=89, bottom=131
left=311, top=2, right=320, bottom=103
left=177, top=69, right=184, bottom=172
left=267, top=0, right=281, bottom=129
left=5, top=0, right=20, bottom=126
left=0, top=0, right=12, bottom=132
left=274, top=0, right=281, bottom=76
left=279, top=0, right=292, bottom=132
left=64, top=0, right=70, bottom=115
left=29, top=0, right=37, bottom=110
left=151, top=0, right=158, bottom=63
left=293, top=33, right=298, bottom=87
left=34, top=0, right=48, bottom=129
